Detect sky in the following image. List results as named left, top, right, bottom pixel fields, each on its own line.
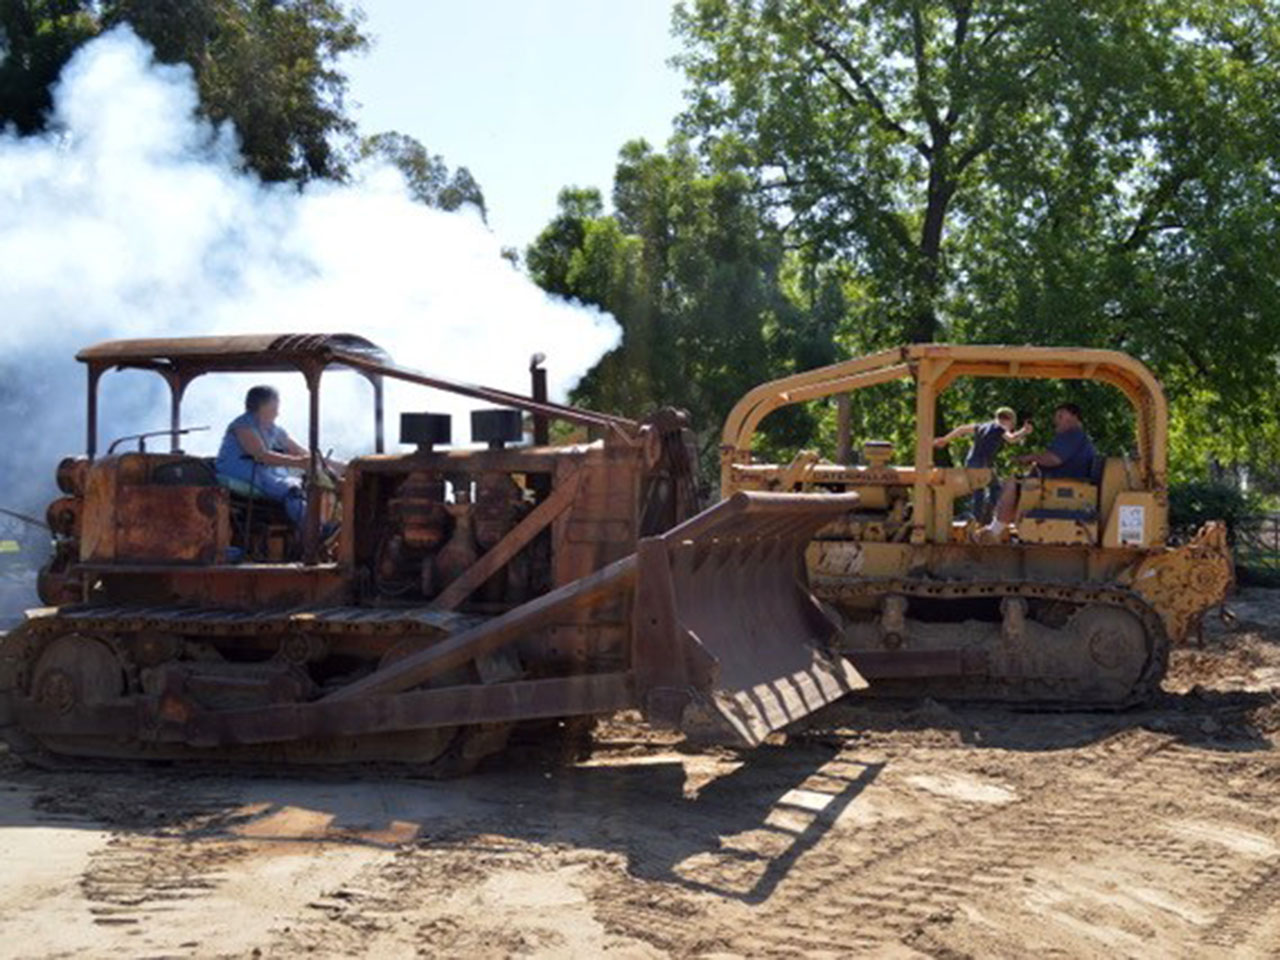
left=344, top=0, right=687, bottom=252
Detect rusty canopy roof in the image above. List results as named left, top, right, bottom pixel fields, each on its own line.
left=76, top=332, right=639, bottom=434
left=76, top=333, right=391, bottom=374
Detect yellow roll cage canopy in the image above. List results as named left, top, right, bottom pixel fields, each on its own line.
left=720, top=343, right=1169, bottom=506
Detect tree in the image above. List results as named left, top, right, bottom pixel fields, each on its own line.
left=360, top=131, right=486, bottom=217
left=0, top=1, right=369, bottom=184
left=525, top=186, right=604, bottom=297
left=104, top=0, right=368, bottom=183
left=676, top=0, right=1057, bottom=341
left=0, top=1, right=98, bottom=134
left=675, top=0, right=1280, bottom=477
left=528, top=139, right=847, bottom=472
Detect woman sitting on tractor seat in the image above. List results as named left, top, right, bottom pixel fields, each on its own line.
left=215, top=385, right=342, bottom=530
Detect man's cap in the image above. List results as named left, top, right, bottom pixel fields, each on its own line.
left=994, top=406, right=1016, bottom=420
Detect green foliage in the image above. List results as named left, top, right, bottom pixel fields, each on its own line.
left=0, top=1, right=484, bottom=199
left=0, top=1, right=98, bottom=133
left=527, top=139, right=848, bottom=475
left=359, top=131, right=486, bottom=217
left=674, top=0, right=1280, bottom=481
left=1168, top=480, right=1256, bottom=539
left=105, top=0, right=368, bottom=183
left=525, top=187, right=604, bottom=296
left=1, top=0, right=371, bottom=184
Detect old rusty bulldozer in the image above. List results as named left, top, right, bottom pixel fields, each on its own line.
left=0, top=334, right=863, bottom=771
left=722, top=344, right=1235, bottom=707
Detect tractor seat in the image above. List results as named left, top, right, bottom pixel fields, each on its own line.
left=218, top=473, right=264, bottom=498
left=211, top=457, right=283, bottom=504
left=1022, top=456, right=1106, bottom=525
left=215, top=469, right=293, bottom=526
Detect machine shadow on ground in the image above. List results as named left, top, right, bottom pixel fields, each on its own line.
left=515, top=743, right=885, bottom=903
left=0, top=740, right=881, bottom=905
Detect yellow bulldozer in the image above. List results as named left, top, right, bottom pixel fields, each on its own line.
left=722, top=343, right=1234, bottom=707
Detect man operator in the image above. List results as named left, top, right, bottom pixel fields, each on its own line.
left=933, top=406, right=1033, bottom=522
left=215, top=385, right=343, bottom=531
left=979, top=402, right=1097, bottom=541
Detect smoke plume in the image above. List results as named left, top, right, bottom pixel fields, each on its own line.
left=0, top=26, right=619, bottom=480
left=0, top=27, right=620, bottom=621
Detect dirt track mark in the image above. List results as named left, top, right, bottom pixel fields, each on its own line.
left=271, top=833, right=636, bottom=957
left=1201, top=859, right=1280, bottom=950
left=80, top=834, right=246, bottom=926
left=594, top=727, right=1280, bottom=958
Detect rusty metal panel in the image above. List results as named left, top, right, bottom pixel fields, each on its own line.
left=79, top=460, right=119, bottom=562
left=101, top=486, right=229, bottom=565
left=552, top=451, right=641, bottom=648
left=566, top=519, right=632, bottom=543
left=89, top=565, right=351, bottom=608
left=190, top=673, right=635, bottom=745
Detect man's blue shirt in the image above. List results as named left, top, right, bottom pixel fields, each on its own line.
left=1044, top=426, right=1096, bottom=480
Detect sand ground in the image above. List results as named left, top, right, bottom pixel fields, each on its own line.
left=0, top=591, right=1278, bottom=958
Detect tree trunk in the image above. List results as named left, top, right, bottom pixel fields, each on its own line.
left=911, top=166, right=954, bottom=343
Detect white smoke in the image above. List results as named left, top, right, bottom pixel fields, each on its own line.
left=0, top=26, right=620, bottom=485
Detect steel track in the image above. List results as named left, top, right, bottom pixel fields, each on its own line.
left=814, top=576, right=1172, bottom=708
left=0, top=604, right=504, bottom=771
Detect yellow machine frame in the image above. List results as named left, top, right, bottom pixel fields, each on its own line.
left=719, top=344, right=1230, bottom=649
left=722, top=344, right=1166, bottom=541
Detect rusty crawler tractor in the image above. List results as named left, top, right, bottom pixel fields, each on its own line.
left=0, top=334, right=864, bottom=770
left=721, top=344, right=1234, bottom=707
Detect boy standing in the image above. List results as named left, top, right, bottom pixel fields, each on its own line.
left=933, top=407, right=1033, bottom=521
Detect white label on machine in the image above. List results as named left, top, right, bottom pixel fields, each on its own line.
left=1118, top=504, right=1146, bottom=545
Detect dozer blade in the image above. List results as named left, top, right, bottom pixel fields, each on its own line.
left=316, top=491, right=865, bottom=748
left=632, top=491, right=866, bottom=746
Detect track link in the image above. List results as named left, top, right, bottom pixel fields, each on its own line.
left=815, top=577, right=1172, bottom=708
left=0, top=603, right=514, bottom=773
